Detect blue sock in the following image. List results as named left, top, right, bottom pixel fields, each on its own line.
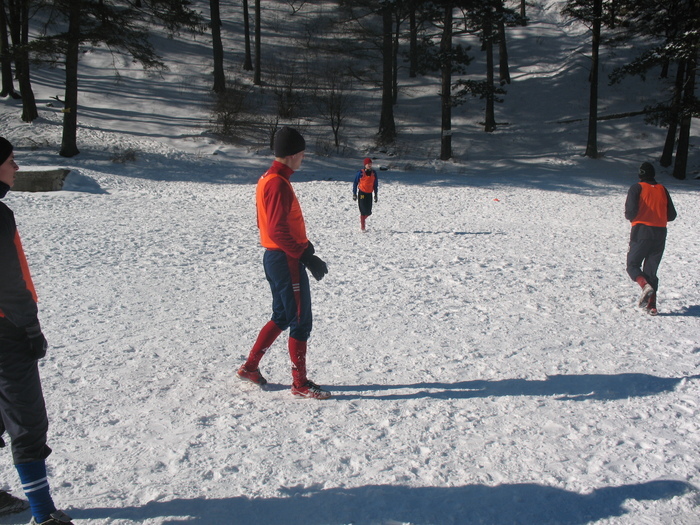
left=15, top=460, right=56, bottom=523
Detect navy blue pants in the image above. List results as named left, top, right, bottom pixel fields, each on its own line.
left=263, top=250, right=312, bottom=342
left=0, top=318, right=51, bottom=464
left=626, top=225, right=667, bottom=291
left=357, top=191, right=373, bottom=216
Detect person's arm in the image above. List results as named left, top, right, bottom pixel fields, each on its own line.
left=0, top=208, right=39, bottom=328
left=665, top=188, right=677, bottom=222
left=624, top=184, right=641, bottom=221
left=352, top=171, right=361, bottom=196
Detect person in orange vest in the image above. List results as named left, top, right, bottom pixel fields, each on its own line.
left=0, top=137, right=74, bottom=524
left=625, top=161, right=677, bottom=315
left=237, top=127, right=331, bottom=399
left=352, top=157, right=378, bottom=231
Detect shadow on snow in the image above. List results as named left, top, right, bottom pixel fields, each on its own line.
left=330, top=373, right=700, bottom=401
left=57, top=479, right=695, bottom=525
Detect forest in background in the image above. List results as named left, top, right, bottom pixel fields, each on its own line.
left=0, top=0, right=698, bottom=178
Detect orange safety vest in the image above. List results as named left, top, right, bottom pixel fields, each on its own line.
left=358, top=171, right=376, bottom=194
left=632, top=182, right=669, bottom=228
left=256, top=170, right=308, bottom=250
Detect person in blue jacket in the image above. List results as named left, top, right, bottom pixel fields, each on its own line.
left=0, top=137, right=74, bottom=525
left=352, top=158, right=378, bottom=231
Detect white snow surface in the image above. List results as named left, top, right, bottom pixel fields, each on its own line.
left=0, top=1, right=699, bottom=524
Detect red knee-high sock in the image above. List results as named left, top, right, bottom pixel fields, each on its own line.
left=245, top=320, right=282, bottom=370
left=635, top=276, right=648, bottom=288
left=289, top=337, right=307, bottom=388
left=360, top=215, right=367, bottom=230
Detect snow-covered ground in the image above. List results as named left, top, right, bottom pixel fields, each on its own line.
left=0, top=1, right=699, bottom=524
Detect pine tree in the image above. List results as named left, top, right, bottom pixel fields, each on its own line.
left=563, top=0, right=609, bottom=158
left=610, top=0, right=699, bottom=179
left=28, top=0, right=201, bottom=157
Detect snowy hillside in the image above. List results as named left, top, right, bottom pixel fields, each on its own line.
left=0, top=1, right=698, bottom=524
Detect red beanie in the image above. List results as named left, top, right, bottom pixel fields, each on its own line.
left=363, top=157, right=372, bottom=166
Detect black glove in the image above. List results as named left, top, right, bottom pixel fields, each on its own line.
left=26, top=322, right=48, bottom=360
left=374, top=194, right=378, bottom=203
left=300, top=245, right=328, bottom=281
left=353, top=194, right=357, bottom=201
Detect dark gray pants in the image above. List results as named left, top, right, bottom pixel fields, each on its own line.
left=0, top=317, right=51, bottom=464
left=626, top=225, right=667, bottom=291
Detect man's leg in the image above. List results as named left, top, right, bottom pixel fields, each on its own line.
left=286, top=255, right=312, bottom=388
left=642, top=238, right=666, bottom=292
left=626, top=237, right=649, bottom=284
left=0, top=319, right=56, bottom=523
left=241, top=321, right=282, bottom=373
left=238, top=251, right=291, bottom=384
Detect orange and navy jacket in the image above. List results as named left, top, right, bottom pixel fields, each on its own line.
left=256, top=161, right=309, bottom=259
left=0, top=182, right=39, bottom=328
left=353, top=169, right=378, bottom=196
left=625, top=180, right=676, bottom=228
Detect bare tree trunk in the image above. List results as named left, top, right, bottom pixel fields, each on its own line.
left=15, top=0, right=35, bottom=121
left=0, top=0, right=19, bottom=99
left=660, top=60, right=685, bottom=167
left=211, top=0, right=226, bottom=93
left=243, top=0, right=252, bottom=71
left=608, top=0, right=617, bottom=28
left=440, top=4, right=453, bottom=160
left=584, top=0, right=601, bottom=158
left=378, top=4, right=396, bottom=144
left=520, top=0, right=526, bottom=25
left=392, top=11, right=399, bottom=105
left=409, top=8, right=417, bottom=78
left=484, top=20, right=496, bottom=133
left=673, top=52, right=696, bottom=180
left=254, top=0, right=261, bottom=85
left=60, top=0, right=81, bottom=157
left=497, top=3, right=510, bottom=85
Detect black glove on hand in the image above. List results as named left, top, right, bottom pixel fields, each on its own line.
left=353, top=194, right=357, bottom=201
left=300, top=244, right=328, bottom=281
left=374, top=194, right=378, bottom=203
left=26, top=322, right=48, bottom=360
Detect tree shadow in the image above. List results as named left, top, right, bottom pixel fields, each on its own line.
left=51, top=479, right=695, bottom=525
left=330, top=373, right=700, bottom=401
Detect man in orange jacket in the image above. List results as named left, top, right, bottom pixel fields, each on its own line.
left=0, top=137, right=74, bottom=524
left=625, top=162, right=677, bottom=315
left=237, top=127, right=331, bottom=399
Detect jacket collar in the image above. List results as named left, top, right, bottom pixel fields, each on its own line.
left=0, top=181, right=9, bottom=199
left=269, top=160, right=294, bottom=180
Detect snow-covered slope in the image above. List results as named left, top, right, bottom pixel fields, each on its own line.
left=0, top=1, right=698, bottom=524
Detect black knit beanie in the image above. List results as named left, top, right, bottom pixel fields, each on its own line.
left=639, top=161, right=655, bottom=181
left=0, top=137, right=13, bottom=165
left=273, top=126, right=305, bottom=158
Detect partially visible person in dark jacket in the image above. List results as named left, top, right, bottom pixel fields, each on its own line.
left=625, top=161, right=677, bottom=316
left=352, top=158, right=378, bottom=232
left=0, top=137, right=74, bottom=525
